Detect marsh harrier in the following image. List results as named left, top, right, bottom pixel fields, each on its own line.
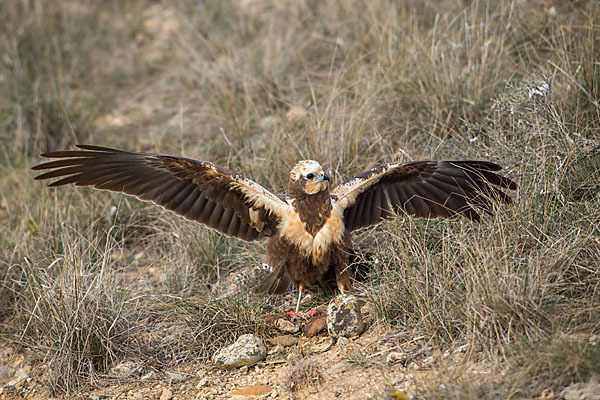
left=33, top=145, right=517, bottom=311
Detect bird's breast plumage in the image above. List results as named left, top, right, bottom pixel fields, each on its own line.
left=278, top=202, right=345, bottom=265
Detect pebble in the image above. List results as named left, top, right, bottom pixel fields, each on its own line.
left=160, top=388, right=172, bottom=400
left=109, top=360, right=141, bottom=378
left=303, top=315, right=327, bottom=337
left=6, top=367, right=29, bottom=387
left=311, top=340, right=333, bottom=353
left=268, top=345, right=284, bottom=355
left=0, top=365, right=15, bottom=383
left=165, top=371, right=186, bottom=382
left=561, top=380, right=600, bottom=400
left=273, top=318, right=300, bottom=333
left=213, top=334, right=266, bottom=368
left=386, top=351, right=408, bottom=365
left=230, top=384, right=274, bottom=398
left=196, top=377, right=208, bottom=389
left=267, top=335, right=298, bottom=347
left=327, top=294, right=364, bottom=339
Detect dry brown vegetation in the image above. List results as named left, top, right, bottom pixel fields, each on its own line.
left=0, top=0, right=599, bottom=398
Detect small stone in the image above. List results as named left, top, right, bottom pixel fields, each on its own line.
left=196, top=377, right=208, bottom=389
left=303, top=315, right=327, bottom=337
left=300, top=293, right=313, bottom=305
left=273, top=318, right=300, bottom=333
left=311, top=342, right=332, bottom=353
left=165, top=371, right=186, bottom=382
left=266, top=344, right=287, bottom=363
left=422, top=356, right=435, bottom=366
left=109, top=360, right=141, bottom=378
left=7, top=367, right=29, bottom=387
left=335, top=391, right=341, bottom=397
left=212, top=334, right=266, bottom=368
left=267, top=335, right=298, bottom=347
left=386, top=351, right=408, bottom=365
left=230, top=384, right=274, bottom=397
left=160, top=388, right=172, bottom=400
left=268, top=344, right=284, bottom=355
left=561, top=379, right=600, bottom=400
left=240, top=366, right=249, bottom=373
left=311, top=339, right=332, bottom=353
left=327, top=294, right=364, bottom=339
left=0, top=365, right=16, bottom=383
left=336, top=337, right=350, bottom=346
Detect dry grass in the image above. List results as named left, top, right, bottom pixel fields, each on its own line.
left=285, top=359, right=323, bottom=392
left=0, top=0, right=598, bottom=396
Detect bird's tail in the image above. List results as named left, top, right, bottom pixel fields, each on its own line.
left=254, top=264, right=291, bottom=295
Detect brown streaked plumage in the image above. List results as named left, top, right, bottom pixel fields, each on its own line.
left=32, top=145, right=517, bottom=310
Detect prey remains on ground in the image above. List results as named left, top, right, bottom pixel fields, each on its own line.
left=32, top=145, right=517, bottom=312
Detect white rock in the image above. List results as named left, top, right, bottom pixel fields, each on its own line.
left=165, top=371, right=186, bottom=381
left=336, top=337, right=350, bottom=346
left=109, top=360, right=142, bottom=378
left=561, top=380, right=600, bottom=400
left=386, top=351, right=408, bottom=365
left=212, top=334, right=266, bottom=368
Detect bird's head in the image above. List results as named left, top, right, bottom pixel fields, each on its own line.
left=289, top=160, right=330, bottom=196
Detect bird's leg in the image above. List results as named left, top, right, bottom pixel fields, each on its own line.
left=295, top=284, right=304, bottom=313
left=338, top=280, right=346, bottom=296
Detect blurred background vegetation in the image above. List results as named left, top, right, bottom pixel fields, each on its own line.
left=0, top=0, right=598, bottom=397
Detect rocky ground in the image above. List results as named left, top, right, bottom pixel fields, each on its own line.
left=0, top=297, right=453, bottom=400
left=2, top=297, right=599, bottom=400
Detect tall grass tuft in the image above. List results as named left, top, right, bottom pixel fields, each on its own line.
left=8, top=240, right=145, bottom=393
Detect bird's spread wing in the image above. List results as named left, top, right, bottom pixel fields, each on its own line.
left=32, top=145, right=289, bottom=241
left=332, top=161, right=517, bottom=231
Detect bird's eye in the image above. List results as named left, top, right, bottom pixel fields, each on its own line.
left=306, top=173, right=314, bottom=180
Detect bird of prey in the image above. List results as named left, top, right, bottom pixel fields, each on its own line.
left=32, top=145, right=517, bottom=311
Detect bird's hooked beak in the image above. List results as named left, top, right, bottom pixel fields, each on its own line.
left=316, top=172, right=330, bottom=182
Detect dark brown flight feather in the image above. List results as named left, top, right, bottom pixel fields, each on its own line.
left=333, top=160, right=517, bottom=231
left=32, top=145, right=287, bottom=241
